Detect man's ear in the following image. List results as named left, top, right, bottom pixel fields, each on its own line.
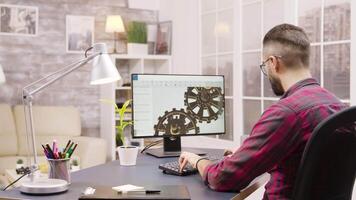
left=270, top=56, right=279, bottom=73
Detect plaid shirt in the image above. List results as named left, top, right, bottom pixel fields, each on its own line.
left=203, top=78, right=346, bottom=199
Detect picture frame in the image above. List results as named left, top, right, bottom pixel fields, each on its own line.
left=66, top=15, right=94, bottom=53
left=155, top=21, right=172, bottom=55
left=146, top=23, right=158, bottom=55
left=0, top=4, right=38, bottom=36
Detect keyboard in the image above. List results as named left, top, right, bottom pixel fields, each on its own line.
left=159, top=160, right=197, bottom=176
left=159, top=155, right=222, bottom=176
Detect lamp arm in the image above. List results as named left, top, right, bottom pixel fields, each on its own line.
left=21, top=52, right=100, bottom=179
left=23, top=56, right=91, bottom=92
left=24, top=52, right=99, bottom=97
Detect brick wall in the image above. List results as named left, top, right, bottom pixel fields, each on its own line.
left=0, top=0, right=158, bottom=137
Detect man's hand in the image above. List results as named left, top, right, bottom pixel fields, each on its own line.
left=223, top=147, right=239, bottom=157
left=179, top=151, right=201, bottom=172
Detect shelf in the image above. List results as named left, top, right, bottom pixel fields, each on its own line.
left=115, top=113, right=132, bottom=121
left=116, top=86, right=131, bottom=90
left=110, top=54, right=171, bottom=60
left=115, top=117, right=132, bottom=121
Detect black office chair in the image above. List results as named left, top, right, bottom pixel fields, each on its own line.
left=292, top=106, right=356, bottom=200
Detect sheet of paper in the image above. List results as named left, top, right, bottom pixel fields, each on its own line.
left=112, top=184, right=144, bottom=193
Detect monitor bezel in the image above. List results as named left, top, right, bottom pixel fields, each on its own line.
left=130, top=73, right=226, bottom=139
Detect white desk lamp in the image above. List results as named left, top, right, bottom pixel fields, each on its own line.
left=20, top=43, right=121, bottom=194
left=0, top=64, right=6, bottom=84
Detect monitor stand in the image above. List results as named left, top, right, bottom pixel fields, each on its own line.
left=145, top=137, right=206, bottom=158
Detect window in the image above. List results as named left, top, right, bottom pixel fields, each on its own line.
left=241, top=0, right=352, bottom=136
left=298, top=0, right=351, bottom=100
left=198, top=0, right=354, bottom=145
left=241, top=0, right=286, bottom=135
left=200, top=0, right=234, bottom=141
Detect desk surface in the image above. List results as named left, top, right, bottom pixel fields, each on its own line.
left=0, top=149, right=236, bottom=200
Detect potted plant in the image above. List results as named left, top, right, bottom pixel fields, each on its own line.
left=115, top=99, right=133, bottom=147
left=100, top=99, right=138, bottom=166
left=115, top=99, right=138, bottom=166
left=127, top=21, right=148, bottom=55
left=71, top=159, right=80, bottom=171
left=16, top=159, right=24, bottom=169
left=100, top=99, right=131, bottom=146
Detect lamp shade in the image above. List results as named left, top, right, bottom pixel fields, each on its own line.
left=105, top=15, right=125, bottom=33
left=90, top=43, right=121, bottom=85
left=0, top=64, right=6, bottom=84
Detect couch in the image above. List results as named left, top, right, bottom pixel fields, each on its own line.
left=0, top=104, right=107, bottom=175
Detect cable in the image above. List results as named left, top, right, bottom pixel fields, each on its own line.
left=140, top=139, right=163, bottom=154
left=140, top=140, right=162, bottom=153
left=84, top=46, right=93, bottom=58
left=2, top=171, right=29, bottom=191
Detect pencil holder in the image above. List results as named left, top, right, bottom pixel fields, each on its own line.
left=47, top=158, right=71, bottom=183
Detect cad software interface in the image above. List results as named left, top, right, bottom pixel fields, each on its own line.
left=132, top=74, right=225, bottom=138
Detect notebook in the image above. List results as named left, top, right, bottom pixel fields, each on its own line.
left=79, top=185, right=191, bottom=200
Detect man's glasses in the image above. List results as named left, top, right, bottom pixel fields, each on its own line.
left=259, top=56, right=283, bottom=76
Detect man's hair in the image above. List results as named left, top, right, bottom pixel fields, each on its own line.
left=263, top=24, right=310, bottom=68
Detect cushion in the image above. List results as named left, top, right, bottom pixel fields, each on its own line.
left=13, top=105, right=81, bottom=156
left=0, top=104, right=18, bottom=156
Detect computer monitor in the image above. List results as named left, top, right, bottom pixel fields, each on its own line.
left=131, top=74, right=225, bottom=157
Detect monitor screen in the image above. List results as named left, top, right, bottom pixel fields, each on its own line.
left=131, top=74, right=225, bottom=138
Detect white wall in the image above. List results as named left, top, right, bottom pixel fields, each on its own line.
left=159, top=0, right=200, bottom=74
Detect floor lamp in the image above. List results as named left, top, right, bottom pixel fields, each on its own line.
left=20, top=43, right=121, bottom=194
left=105, top=15, right=125, bottom=53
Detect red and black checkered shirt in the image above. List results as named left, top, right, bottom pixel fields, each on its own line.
left=203, top=78, right=347, bottom=199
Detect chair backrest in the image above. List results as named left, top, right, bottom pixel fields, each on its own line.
left=292, top=106, right=356, bottom=200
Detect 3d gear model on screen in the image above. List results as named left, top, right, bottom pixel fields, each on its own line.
left=154, top=108, right=200, bottom=136
left=184, top=87, right=224, bottom=123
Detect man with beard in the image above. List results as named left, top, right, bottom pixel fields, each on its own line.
left=179, top=24, right=346, bottom=199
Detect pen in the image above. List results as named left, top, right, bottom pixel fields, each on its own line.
left=45, top=143, right=55, bottom=159
left=52, top=140, right=58, bottom=159
left=52, top=140, right=57, bottom=155
left=44, top=150, right=49, bottom=158
left=42, top=144, right=49, bottom=158
left=68, top=143, right=78, bottom=158
left=66, top=142, right=74, bottom=154
left=142, top=190, right=160, bottom=194
left=119, top=190, right=161, bottom=194
left=41, top=144, right=47, bottom=153
left=63, top=140, right=71, bottom=153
